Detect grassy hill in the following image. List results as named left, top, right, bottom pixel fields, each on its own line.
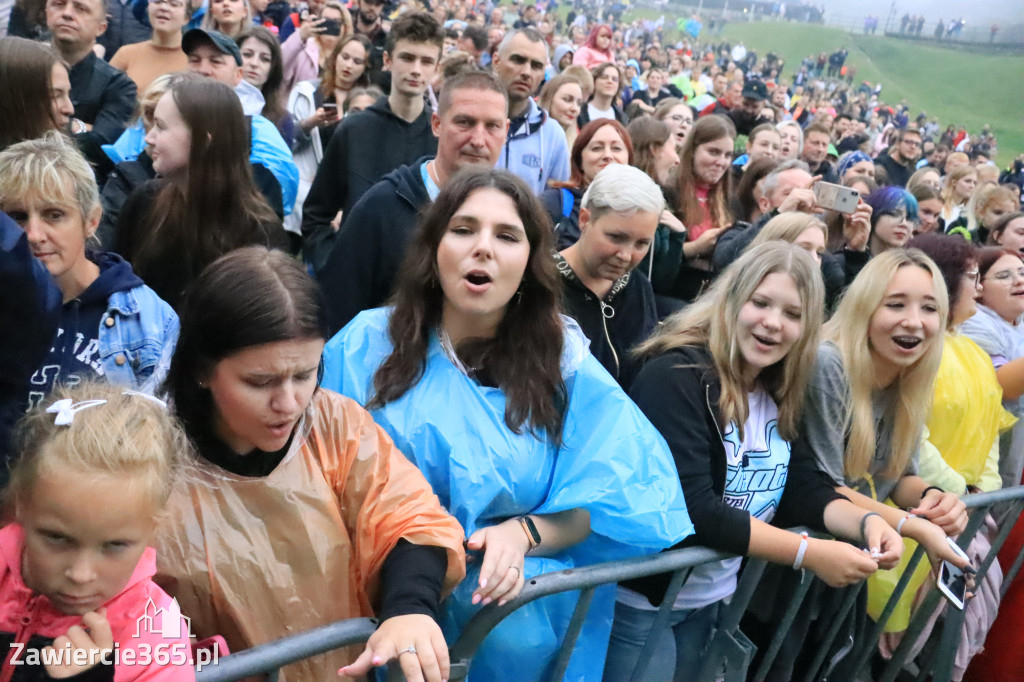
left=626, top=17, right=1024, bottom=164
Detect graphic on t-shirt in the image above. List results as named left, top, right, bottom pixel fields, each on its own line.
left=721, top=392, right=790, bottom=523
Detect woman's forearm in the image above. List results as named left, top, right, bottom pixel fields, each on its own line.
left=526, top=508, right=591, bottom=557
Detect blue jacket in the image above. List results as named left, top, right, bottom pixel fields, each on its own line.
left=0, top=214, right=61, bottom=470
left=28, top=252, right=178, bottom=409
left=497, top=97, right=570, bottom=195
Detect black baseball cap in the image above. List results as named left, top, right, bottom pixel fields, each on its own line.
left=741, top=79, right=768, bottom=101
left=182, top=28, right=243, bottom=66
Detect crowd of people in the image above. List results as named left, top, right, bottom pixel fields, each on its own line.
left=2, top=0, right=1024, bottom=680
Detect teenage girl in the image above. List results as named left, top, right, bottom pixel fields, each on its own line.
left=604, top=242, right=900, bottom=682
left=1, top=383, right=193, bottom=681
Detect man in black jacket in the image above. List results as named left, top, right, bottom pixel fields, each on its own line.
left=319, top=71, right=509, bottom=334
left=46, top=0, right=137, bottom=169
left=874, top=127, right=921, bottom=188
left=301, top=11, right=443, bottom=273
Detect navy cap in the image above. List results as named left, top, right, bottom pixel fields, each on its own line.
left=182, top=28, right=243, bottom=66
left=741, top=79, right=768, bottom=101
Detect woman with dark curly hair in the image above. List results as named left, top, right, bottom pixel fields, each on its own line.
left=321, top=167, right=691, bottom=681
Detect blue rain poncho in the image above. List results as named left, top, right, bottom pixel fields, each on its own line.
left=322, top=309, right=692, bottom=681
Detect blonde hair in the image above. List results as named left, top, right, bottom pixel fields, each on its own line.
left=964, top=184, right=1018, bottom=233
left=202, top=0, right=254, bottom=35
left=8, top=382, right=190, bottom=512
left=0, top=131, right=99, bottom=223
left=750, top=213, right=828, bottom=250
left=824, top=249, right=948, bottom=481
left=560, top=64, right=594, bottom=100
left=637, top=241, right=824, bottom=440
left=940, top=164, right=976, bottom=211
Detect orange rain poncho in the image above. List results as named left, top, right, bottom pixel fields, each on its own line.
left=156, top=390, right=466, bottom=680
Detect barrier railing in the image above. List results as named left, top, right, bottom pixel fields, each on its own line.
left=194, top=486, right=1024, bottom=682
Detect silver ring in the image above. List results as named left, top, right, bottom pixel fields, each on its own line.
left=509, top=566, right=521, bottom=580
left=399, top=645, right=417, bottom=656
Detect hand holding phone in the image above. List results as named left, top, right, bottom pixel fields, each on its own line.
left=813, top=181, right=860, bottom=214
left=936, top=537, right=972, bottom=610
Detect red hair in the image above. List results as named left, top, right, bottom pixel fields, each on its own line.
left=584, top=24, right=613, bottom=50
left=551, top=118, right=633, bottom=190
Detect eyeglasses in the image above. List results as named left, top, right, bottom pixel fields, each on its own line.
left=986, top=268, right=1024, bottom=282
left=151, top=0, right=186, bottom=7
left=666, top=114, right=692, bottom=125
left=964, top=269, right=980, bottom=286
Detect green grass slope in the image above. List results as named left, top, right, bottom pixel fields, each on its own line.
left=633, top=18, right=1024, bottom=163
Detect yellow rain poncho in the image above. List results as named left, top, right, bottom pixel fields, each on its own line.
left=868, top=333, right=1015, bottom=631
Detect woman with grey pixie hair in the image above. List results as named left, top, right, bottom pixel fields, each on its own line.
left=555, top=163, right=664, bottom=386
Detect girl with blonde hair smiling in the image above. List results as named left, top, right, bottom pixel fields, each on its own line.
left=606, top=241, right=896, bottom=682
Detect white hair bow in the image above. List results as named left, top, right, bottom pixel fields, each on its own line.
left=44, top=391, right=168, bottom=426
left=45, top=399, right=107, bottom=426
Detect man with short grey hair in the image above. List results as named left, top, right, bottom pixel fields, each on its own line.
left=491, top=27, right=569, bottom=194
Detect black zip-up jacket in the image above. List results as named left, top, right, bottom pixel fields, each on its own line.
left=302, top=97, right=437, bottom=273
left=67, top=52, right=137, bottom=170
left=319, top=161, right=431, bottom=335
left=554, top=253, right=656, bottom=388
left=623, top=345, right=846, bottom=606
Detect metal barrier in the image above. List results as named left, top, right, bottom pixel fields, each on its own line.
left=195, top=486, right=1024, bottom=682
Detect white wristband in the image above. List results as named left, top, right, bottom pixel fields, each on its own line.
left=793, top=532, right=809, bottom=570
left=897, top=513, right=917, bottom=535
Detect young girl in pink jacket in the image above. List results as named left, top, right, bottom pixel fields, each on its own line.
left=0, top=384, right=194, bottom=682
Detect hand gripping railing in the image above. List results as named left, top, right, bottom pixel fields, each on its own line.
left=194, top=486, right=1024, bottom=682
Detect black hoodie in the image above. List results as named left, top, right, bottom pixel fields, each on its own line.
left=553, top=253, right=657, bottom=389
left=27, top=252, right=143, bottom=408
left=319, top=162, right=432, bottom=335
left=302, top=97, right=438, bottom=273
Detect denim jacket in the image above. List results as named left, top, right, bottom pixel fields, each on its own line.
left=99, top=284, right=179, bottom=394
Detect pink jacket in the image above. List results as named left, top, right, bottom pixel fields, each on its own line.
left=281, top=31, right=322, bottom=95
left=0, top=524, right=194, bottom=682
left=571, top=44, right=615, bottom=70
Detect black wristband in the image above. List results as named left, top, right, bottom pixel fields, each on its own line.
left=859, top=512, right=882, bottom=545
left=921, top=485, right=944, bottom=500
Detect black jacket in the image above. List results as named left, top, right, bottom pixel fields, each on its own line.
left=623, top=345, right=846, bottom=605
left=67, top=52, right=137, bottom=167
left=554, top=253, right=656, bottom=388
left=302, top=97, right=437, bottom=273
left=711, top=210, right=847, bottom=309
left=875, top=153, right=914, bottom=188
left=319, top=161, right=431, bottom=335
left=540, top=186, right=583, bottom=250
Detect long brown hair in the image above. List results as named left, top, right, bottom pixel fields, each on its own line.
left=369, top=168, right=567, bottom=441
left=551, top=118, right=633, bottom=190
left=0, top=37, right=64, bottom=150
left=675, top=114, right=735, bottom=230
left=165, top=247, right=328, bottom=445
left=319, top=34, right=372, bottom=101
left=134, top=78, right=281, bottom=307
left=236, top=27, right=286, bottom=125
left=628, top=116, right=671, bottom=181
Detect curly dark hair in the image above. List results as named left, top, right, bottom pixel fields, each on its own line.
left=906, top=232, right=977, bottom=328
left=368, top=168, right=567, bottom=442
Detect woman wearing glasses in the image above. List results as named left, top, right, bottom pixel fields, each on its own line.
left=110, top=0, right=190, bottom=91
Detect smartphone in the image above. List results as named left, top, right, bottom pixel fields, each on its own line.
left=321, top=18, right=341, bottom=35
left=936, top=537, right=970, bottom=610
left=813, top=181, right=860, bottom=214
left=322, top=103, right=338, bottom=113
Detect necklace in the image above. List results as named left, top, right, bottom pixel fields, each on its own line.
left=439, top=328, right=476, bottom=376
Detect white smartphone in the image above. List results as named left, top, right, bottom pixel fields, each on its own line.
left=936, top=537, right=970, bottom=610
left=813, top=181, right=860, bottom=214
